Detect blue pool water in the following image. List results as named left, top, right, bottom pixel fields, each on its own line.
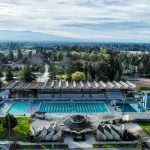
left=116, top=103, right=145, bottom=112
left=147, top=95, right=150, bottom=109
left=7, top=102, right=29, bottom=115
left=39, top=103, right=109, bottom=113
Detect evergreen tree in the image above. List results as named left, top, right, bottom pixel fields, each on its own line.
left=19, top=65, right=35, bottom=82
left=5, top=70, right=13, bottom=81
left=2, top=114, right=17, bottom=130
left=56, top=51, right=63, bottom=61
left=0, top=68, right=3, bottom=77
left=7, top=51, right=14, bottom=62
left=0, top=80, right=3, bottom=88
left=17, top=49, right=23, bottom=61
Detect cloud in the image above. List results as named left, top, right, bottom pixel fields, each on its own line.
left=0, top=0, right=150, bottom=42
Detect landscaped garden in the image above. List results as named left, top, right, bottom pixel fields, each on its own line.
left=139, top=123, right=150, bottom=136
left=0, top=117, right=30, bottom=141
left=140, top=87, right=150, bottom=91
left=93, top=144, right=137, bottom=148
left=19, top=144, right=68, bottom=149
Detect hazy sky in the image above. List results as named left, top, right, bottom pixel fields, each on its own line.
left=0, top=0, right=150, bottom=42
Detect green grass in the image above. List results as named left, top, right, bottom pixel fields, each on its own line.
left=139, top=123, right=150, bottom=136
left=93, top=144, right=137, bottom=148
left=19, top=144, right=68, bottom=149
left=0, top=117, right=30, bottom=141
left=139, top=87, right=150, bottom=91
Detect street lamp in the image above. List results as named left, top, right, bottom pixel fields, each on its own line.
left=122, top=98, right=126, bottom=118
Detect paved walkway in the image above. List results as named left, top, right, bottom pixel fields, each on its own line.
left=0, top=140, right=138, bottom=150
left=64, top=135, right=95, bottom=149
left=37, top=64, right=49, bottom=82
left=0, top=123, right=143, bottom=149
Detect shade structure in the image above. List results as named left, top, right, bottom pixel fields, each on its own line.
left=3, top=80, right=136, bottom=90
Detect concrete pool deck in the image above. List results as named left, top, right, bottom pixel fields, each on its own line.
left=0, top=99, right=148, bottom=120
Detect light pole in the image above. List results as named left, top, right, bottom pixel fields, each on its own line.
left=121, top=98, right=126, bottom=141
left=30, top=99, right=33, bottom=116
left=122, top=98, right=126, bottom=118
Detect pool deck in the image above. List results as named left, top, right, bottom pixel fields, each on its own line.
left=0, top=99, right=147, bottom=117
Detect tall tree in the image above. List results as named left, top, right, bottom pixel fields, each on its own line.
left=2, top=114, right=17, bottom=138
left=0, top=68, right=3, bottom=77
left=56, top=51, right=63, bottom=61
left=0, top=80, right=3, bottom=88
left=2, top=114, right=17, bottom=130
left=7, top=51, right=14, bottom=62
left=19, top=65, right=35, bottom=82
left=5, top=70, right=13, bottom=81
left=0, top=53, right=7, bottom=64
left=17, top=49, right=23, bottom=61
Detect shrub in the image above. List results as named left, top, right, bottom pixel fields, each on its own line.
left=72, top=71, right=86, bottom=81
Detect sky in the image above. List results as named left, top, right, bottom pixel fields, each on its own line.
left=0, top=0, right=150, bottom=42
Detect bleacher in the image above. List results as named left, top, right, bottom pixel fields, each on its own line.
left=38, top=92, right=106, bottom=99
left=106, top=90, right=125, bottom=99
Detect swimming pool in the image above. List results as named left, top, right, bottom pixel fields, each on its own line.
left=116, top=103, right=145, bottom=112
left=7, top=102, right=29, bottom=115
left=147, top=95, right=150, bottom=109
left=39, top=102, right=109, bottom=113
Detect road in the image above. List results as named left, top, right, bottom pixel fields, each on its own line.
left=37, top=64, right=49, bottom=82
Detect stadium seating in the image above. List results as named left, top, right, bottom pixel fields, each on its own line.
left=106, top=90, right=125, bottom=99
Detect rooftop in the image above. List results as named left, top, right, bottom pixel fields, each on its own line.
left=3, top=80, right=136, bottom=90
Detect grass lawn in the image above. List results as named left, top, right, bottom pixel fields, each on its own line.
left=0, top=117, right=30, bottom=141
left=93, top=144, right=137, bottom=148
left=139, top=87, right=150, bottom=91
left=139, top=123, right=150, bottom=136
left=19, top=144, right=68, bottom=149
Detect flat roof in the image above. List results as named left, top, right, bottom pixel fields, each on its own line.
left=2, top=80, right=136, bottom=90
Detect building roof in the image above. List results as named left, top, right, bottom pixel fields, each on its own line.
left=63, top=115, right=92, bottom=130
left=3, top=80, right=136, bottom=90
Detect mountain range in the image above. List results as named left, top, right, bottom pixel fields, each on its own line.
left=0, top=30, right=75, bottom=42
left=0, top=30, right=148, bottom=43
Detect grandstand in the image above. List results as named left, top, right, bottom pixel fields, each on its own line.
left=1, top=80, right=146, bottom=116
left=2, top=80, right=136, bottom=100
left=106, top=90, right=125, bottom=99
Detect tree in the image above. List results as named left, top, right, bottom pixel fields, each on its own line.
left=2, top=114, right=17, bottom=138
left=0, top=53, right=7, bottom=64
left=7, top=51, right=14, bottom=62
left=9, top=141, right=20, bottom=150
left=19, top=65, right=35, bottom=82
left=90, top=53, right=97, bottom=62
left=0, top=68, right=3, bottom=77
left=94, top=61, right=108, bottom=81
left=63, top=74, right=72, bottom=81
left=6, top=70, right=13, bottom=81
left=16, top=49, right=23, bottom=61
left=70, top=61, right=84, bottom=73
left=82, top=52, right=90, bottom=61
left=70, top=51, right=80, bottom=61
left=0, top=80, right=3, bottom=88
left=72, top=71, right=86, bottom=81
left=56, top=51, right=63, bottom=61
